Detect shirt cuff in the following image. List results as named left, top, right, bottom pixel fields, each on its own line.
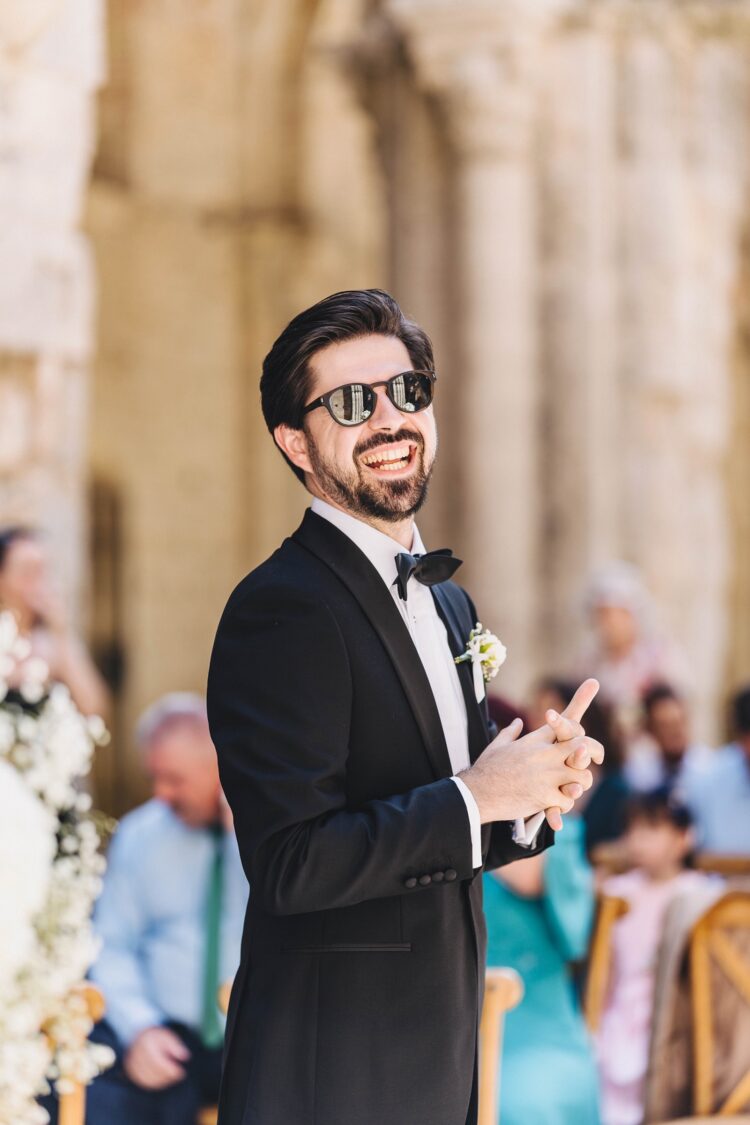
left=451, top=776, right=483, bottom=869
left=513, top=811, right=546, bottom=848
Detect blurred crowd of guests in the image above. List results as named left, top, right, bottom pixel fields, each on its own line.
left=485, top=560, right=750, bottom=1125
left=3, top=528, right=749, bottom=1125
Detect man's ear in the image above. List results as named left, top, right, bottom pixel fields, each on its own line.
left=274, top=423, right=312, bottom=476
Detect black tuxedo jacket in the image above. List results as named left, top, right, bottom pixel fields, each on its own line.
left=206, top=510, right=552, bottom=1125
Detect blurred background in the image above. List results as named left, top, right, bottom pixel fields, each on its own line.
left=2, top=0, right=750, bottom=816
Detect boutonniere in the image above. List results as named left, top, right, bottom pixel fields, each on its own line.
left=454, top=623, right=507, bottom=703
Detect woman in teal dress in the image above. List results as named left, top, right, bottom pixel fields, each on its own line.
left=484, top=816, right=601, bottom=1124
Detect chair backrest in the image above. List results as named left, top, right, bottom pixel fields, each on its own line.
left=218, top=980, right=232, bottom=1017
left=694, top=855, right=750, bottom=880
left=690, top=891, right=750, bottom=1116
left=477, top=967, right=524, bottom=1125
left=590, top=840, right=630, bottom=877
left=583, top=893, right=630, bottom=1032
left=53, top=984, right=106, bottom=1125
left=202, top=973, right=522, bottom=1125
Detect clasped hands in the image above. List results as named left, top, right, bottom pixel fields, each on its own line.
left=459, top=678, right=603, bottom=831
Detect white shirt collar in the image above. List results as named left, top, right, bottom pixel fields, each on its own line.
left=310, top=496, right=426, bottom=592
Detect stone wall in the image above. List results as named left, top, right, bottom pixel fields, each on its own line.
left=87, top=0, right=385, bottom=808
left=376, top=0, right=750, bottom=739
left=4, top=0, right=749, bottom=808
left=0, top=0, right=104, bottom=619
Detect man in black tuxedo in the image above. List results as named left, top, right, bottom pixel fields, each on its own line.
left=207, top=290, right=602, bottom=1125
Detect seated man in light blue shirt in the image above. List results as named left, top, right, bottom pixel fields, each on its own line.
left=683, top=685, right=750, bottom=854
left=85, top=693, right=248, bottom=1125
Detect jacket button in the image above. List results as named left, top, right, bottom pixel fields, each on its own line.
left=444, top=869, right=458, bottom=882
left=404, top=876, right=418, bottom=888
left=418, top=874, right=432, bottom=886
left=432, top=871, right=445, bottom=883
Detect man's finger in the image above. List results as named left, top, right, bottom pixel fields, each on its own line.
left=545, top=806, right=563, bottom=832
left=559, top=781, right=583, bottom=800
left=559, top=765, right=593, bottom=792
left=565, top=738, right=605, bottom=768
left=561, top=678, right=600, bottom=725
left=164, top=1040, right=191, bottom=1063
left=545, top=711, right=583, bottom=744
left=159, top=1061, right=187, bottom=1084
left=565, top=746, right=590, bottom=769
left=495, top=716, right=523, bottom=745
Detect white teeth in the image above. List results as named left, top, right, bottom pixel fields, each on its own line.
left=362, top=445, right=412, bottom=466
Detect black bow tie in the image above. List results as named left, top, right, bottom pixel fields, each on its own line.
left=394, top=549, right=463, bottom=600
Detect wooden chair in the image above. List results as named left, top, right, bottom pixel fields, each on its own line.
left=694, top=854, right=750, bottom=880
left=45, top=983, right=106, bottom=1125
left=689, top=891, right=750, bottom=1117
left=590, top=840, right=630, bottom=878
left=200, top=973, right=518, bottom=1125
left=583, top=893, right=629, bottom=1032
left=659, top=1118, right=750, bottom=1123
left=477, top=967, right=524, bottom=1125
left=46, top=981, right=233, bottom=1125
left=590, top=849, right=750, bottom=883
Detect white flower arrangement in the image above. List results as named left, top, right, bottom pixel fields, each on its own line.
left=0, top=611, right=114, bottom=1125
left=454, top=622, right=507, bottom=703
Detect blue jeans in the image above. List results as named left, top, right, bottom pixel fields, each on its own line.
left=39, top=1019, right=222, bottom=1125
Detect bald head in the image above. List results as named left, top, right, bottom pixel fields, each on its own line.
left=137, top=694, right=221, bottom=827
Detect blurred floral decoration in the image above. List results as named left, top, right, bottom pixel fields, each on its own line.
left=0, top=612, right=113, bottom=1124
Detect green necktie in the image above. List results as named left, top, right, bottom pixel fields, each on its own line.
left=200, top=822, right=225, bottom=1049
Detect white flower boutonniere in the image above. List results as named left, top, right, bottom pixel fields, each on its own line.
left=454, top=622, right=507, bottom=703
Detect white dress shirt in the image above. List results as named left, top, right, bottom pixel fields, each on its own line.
left=310, top=498, right=542, bottom=867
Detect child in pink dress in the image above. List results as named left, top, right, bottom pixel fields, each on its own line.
left=596, top=790, right=714, bottom=1125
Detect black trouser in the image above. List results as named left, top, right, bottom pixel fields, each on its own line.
left=464, top=1049, right=479, bottom=1125
left=39, top=1019, right=222, bottom=1125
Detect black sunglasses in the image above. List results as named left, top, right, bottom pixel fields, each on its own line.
left=301, top=370, right=436, bottom=427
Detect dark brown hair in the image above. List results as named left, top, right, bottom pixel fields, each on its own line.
left=260, top=289, right=435, bottom=483
left=625, top=787, right=693, bottom=831
left=0, top=526, right=36, bottom=570
left=642, top=681, right=683, bottom=721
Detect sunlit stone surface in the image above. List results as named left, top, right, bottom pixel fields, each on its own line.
left=3, top=0, right=750, bottom=805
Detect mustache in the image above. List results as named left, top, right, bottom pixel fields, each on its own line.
left=354, top=429, right=424, bottom=458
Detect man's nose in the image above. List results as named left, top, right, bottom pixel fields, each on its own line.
left=367, top=385, right=402, bottom=430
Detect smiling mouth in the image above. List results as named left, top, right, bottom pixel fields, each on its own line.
left=360, top=443, right=417, bottom=473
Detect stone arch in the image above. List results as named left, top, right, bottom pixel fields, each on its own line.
left=87, top=0, right=386, bottom=806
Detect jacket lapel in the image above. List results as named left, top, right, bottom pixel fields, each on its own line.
left=431, top=583, right=491, bottom=764
left=291, top=510, right=454, bottom=781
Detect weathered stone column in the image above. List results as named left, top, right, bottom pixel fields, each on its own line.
left=0, top=0, right=105, bottom=615
left=386, top=1, right=562, bottom=698
left=613, top=11, right=750, bottom=739
left=344, top=10, right=459, bottom=547
left=536, top=20, right=621, bottom=668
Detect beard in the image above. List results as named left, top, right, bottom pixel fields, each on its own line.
left=305, top=426, right=435, bottom=523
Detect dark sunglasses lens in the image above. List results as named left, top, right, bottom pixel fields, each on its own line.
left=328, top=383, right=375, bottom=425
left=390, top=372, right=433, bottom=413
